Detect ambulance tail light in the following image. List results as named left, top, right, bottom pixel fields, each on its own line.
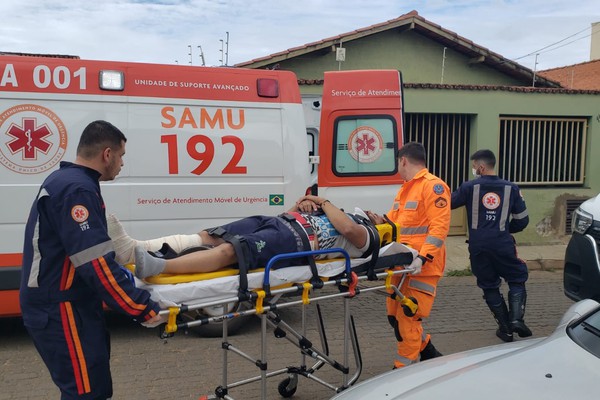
left=306, top=184, right=318, bottom=195
left=257, top=78, right=279, bottom=98
left=99, top=70, right=125, bottom=91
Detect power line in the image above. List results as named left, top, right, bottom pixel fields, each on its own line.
left=537, top=33, right=592, bottom=56
left=512, top=26, right=591, bottom=61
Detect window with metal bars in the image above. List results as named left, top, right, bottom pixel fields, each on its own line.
left=498, top=117, right=587, bottom=186
left=404, top=113, right=471, bottom=191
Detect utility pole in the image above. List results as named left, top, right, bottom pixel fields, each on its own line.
left=188, top=45, right=193, bottom=65
left=197, top=45, right=206, bottom=66
left=441, top=47, right=447, bottom=84
left=532, top=53, right=539, bottom=87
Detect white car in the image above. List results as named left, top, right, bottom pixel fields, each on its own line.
left=331, top=299, right=600, bottom=399
left=564, top=193, right=600, bottom=302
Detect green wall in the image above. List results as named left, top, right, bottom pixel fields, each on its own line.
left=407, top=87, right=600, bottom=244
left=276, top=30, right=524, bottom=86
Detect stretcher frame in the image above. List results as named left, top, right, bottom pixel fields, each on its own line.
left=156, top=245, right=416, bottom=400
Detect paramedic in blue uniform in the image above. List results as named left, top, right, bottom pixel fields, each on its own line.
left=451, top=149, right=531, bottom=343
left=20, top=120, right=162, bottom=400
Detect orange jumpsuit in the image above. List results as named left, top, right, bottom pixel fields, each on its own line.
left=385, top=168, right=451, bottom=368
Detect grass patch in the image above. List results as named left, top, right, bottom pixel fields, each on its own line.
left=446, top=268, right=473, bottom=277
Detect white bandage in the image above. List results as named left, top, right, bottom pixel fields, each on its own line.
left=107, top=214, right=202, bottom=264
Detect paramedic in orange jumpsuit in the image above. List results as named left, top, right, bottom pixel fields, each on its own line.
left=367, top=142, right=451, bottom=369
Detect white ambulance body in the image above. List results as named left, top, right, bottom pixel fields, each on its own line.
left=0, top=55, right=404, bottom=317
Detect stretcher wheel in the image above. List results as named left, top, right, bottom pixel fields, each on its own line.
left=277, top=377, right=298, bottom=398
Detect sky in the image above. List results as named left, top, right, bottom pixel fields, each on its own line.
left=1, top=0, right=599, bottom=71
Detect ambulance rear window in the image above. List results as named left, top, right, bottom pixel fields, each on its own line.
left=333, top=116, right=397, bottom=176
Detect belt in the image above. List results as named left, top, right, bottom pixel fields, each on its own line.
left=285, top=212, right=315, bottom=241
left=278, top=213, right=315, bottom=250
left=277, top=213, right=322, bottom=288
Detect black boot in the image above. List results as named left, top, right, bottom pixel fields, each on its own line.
left=508, top=291, right=533, bottom=338
left=487, top=300, right=513, bottom=342
left=420, top=340, right=443, bottom=361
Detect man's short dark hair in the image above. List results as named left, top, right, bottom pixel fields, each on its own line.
left=470, top=149, right=496, bottom=168
left=76, top=120, right=127, bottom=159
left=396, top=142, right=426, bottom=165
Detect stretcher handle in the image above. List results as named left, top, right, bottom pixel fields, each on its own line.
left=262, top=248, right=351, bottom=288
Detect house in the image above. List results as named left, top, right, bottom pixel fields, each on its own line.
left=539, top=59, right=600, bottom=91
left=236, top=10, right=600, bottom=243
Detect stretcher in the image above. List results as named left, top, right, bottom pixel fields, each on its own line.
left=136, top=223, right=418, bottom=400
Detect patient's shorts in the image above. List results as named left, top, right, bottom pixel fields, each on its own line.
left=219, top=216, right=305, bottom=268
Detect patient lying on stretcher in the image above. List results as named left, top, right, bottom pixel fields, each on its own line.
left=108, top=195, right=391, bottom=279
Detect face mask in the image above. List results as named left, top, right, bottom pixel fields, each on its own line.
left=472, top=168, right=480, bottom=178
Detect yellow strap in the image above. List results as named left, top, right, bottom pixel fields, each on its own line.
left=255, top=290, right=266, bottom=314
left=165, top=307, right=180, bottom=334
left=302, top=282, right=312, bottom=305
left=385, top=270, right=394, bottom=290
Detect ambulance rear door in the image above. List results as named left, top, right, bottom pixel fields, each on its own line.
left=316, top=70, right=404, bottom=213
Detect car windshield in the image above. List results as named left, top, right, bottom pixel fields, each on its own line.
left=568, top=308, right=600, bottom=358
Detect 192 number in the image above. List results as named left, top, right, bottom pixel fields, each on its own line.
left=160, top=134, right=247, bottom=175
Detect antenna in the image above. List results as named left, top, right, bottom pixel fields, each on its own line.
left=197, top=45, right=206, bottom=66
left=225, top=31, right=229, bottom=66
left=188, top=45, right=193, bottom=65
left=219, top=39, right=224, bottom=66
left=219, top=32, right=230, bottom=66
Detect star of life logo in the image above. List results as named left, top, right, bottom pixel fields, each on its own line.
left=0, top=104, right=68, bottom=174
left=71, top=205, right=90, bottom=231
left=482, top=192, right=501, bottom=210
left=347, top=126, right=383, bottom=163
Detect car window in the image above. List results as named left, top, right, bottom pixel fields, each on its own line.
left=568, top=309, right=600, bottom=358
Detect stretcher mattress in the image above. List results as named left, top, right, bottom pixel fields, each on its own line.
left=136, top=242, right=417, bottom=309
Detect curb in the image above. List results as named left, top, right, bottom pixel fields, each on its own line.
left=526, top=259, right=564, bottom=271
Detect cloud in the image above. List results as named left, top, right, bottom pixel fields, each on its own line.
left=0, top=0, right=598, bottom=70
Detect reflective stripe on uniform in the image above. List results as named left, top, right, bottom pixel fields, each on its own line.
left=512, top=209, right=528, bottom=220
left=394, top=354, right=416, bottom=366
left=471, top=184, right=480, bottom=229
left=408, top=279, right=436, bottom=295
left=70, top=241, right=114, bottom=268
left=405, top=201, right=418, bottom=210
left=28, top=188, right=50, bottom=288
left=400, top=226, right=429, bottom=235
left=425, top=235, right=443, bottom=248
left=60, top=301, right=92, bottom=395
left=498, top=186, right=511, bottom=232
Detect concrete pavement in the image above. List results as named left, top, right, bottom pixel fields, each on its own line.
left=0, top=270, right=574, bottom=400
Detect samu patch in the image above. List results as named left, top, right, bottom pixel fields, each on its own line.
left=71, top=205, right=90, bottom=231
left=433, top=184, right=445, bottom=195
left=71, top=205, right=89, bottom=222
left=435, top=197, right=447, bottom=208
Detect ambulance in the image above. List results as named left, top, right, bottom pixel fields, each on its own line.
left=0, top=54, right=404, bottom=318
